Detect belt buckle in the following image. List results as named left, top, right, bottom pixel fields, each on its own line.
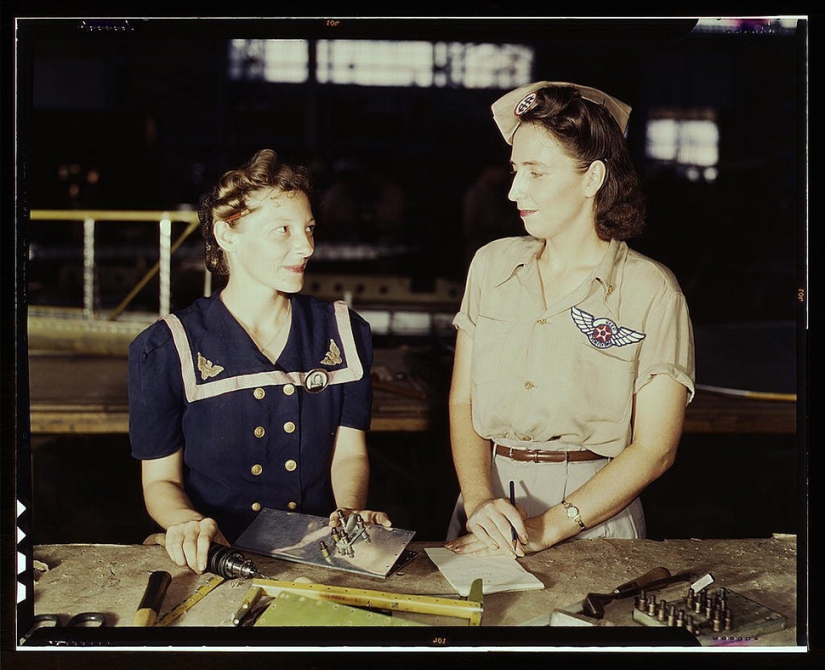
left=531, top=449, right=539, bottom=463
left=508, top=447, right=515, bottom=461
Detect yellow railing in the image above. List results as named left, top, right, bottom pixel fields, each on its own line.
left=29, top=209, right=203, bottom=321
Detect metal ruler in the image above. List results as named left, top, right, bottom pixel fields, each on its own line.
left=252, top=577, right=484, bottom=625
left=155, top=575, right=225, bottom=626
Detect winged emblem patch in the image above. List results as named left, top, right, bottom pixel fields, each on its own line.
left=570, top=306, right=645, bottom=350
left=197, top=352, right=224, bottom=380
left=320, top=339, right=342, bottom=366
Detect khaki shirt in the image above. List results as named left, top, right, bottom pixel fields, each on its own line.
left=454, top=236, right=695, bottom=458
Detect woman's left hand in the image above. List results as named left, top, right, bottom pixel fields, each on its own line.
left=446, top=516, right=548, bottom=556
left=329, top=507, right=392, bottom=528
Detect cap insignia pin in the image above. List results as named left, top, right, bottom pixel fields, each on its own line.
left=515, top=92, right=538, bottom=116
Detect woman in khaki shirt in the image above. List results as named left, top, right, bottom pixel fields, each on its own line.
left=445, top=81, right=695, bottom=557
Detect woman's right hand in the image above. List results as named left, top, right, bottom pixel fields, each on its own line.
left=162, top=518, right=229, bottom=574
left=461, top=498, right=528, bottom=557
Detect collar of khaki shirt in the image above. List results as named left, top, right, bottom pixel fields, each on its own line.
left=491, top=237, right=624, bottom=302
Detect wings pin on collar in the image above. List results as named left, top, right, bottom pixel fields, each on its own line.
left=320, top=339, right=342, bottom=366
left=571, top=306, right=645, bottom=349
left=197, top=352, right=225, bottom=380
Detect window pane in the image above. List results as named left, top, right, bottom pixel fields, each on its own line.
left=228, top=39, right=308, bottom=83
left=317, top=40, right=434, bottom=86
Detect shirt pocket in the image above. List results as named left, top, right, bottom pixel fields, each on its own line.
left=472, top=315, right=511, bottom=384
left=573, top=344, right=636, bottom=426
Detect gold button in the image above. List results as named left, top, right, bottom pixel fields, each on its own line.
left=537, top=318, right=547, bottom=325
left=251, top=464, right=263, bottom=476
left=284, top=459, right=297, bottom=472
left=283, top=384, right=295, bottom=396
left=283, top=421, right=296, bottom=434
left=524, top=381, right=535, bottom=390
left=254, top=426, right=265, bottom=438
left=287, top=501, right=298, bottom=510
left=253, top=387, right=266, bottom=400
left=606, top=285, right=614, bottom=295
left=251, top=502, right=262, bottom=512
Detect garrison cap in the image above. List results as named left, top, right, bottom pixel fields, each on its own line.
left=492, top=81, right=632, bottom=144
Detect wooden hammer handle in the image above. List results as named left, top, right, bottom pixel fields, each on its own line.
left=132, top=570, right=172, bottom=626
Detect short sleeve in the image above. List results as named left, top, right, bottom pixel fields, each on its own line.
left=635, top=289, right=696, bottom=403
left=127, top=322, right=187, bottom=459
left=452, top=246, right=489, bottom=337
left=340, top=309, right=374, bottom=431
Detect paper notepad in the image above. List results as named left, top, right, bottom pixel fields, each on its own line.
left=425, top=547, right=545, bottom=596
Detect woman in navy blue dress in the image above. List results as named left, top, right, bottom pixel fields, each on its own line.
left=128, top=149, right=390, bottom=573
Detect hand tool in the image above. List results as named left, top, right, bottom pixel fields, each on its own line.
left=540, top=566, right=698, bottom=625
left=132, top=570, right=172, bottom=626
left=146, top=532, right=274, bottom=579
left=19, top=612, right=106, bottom=646
left=252, top=576, right=484, bottom=625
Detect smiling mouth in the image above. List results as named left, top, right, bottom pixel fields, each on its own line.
left=283, top=264, right=306, bottom=273
left=519, top=209, right=536, bottom=217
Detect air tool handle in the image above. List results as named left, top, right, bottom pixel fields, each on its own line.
left=145, top=532, right=260, bottom=579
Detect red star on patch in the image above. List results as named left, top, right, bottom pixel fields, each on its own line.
left=593, top=324, right=613, bottom=343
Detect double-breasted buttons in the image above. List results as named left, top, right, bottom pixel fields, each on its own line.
left=253, top=387, right=266, bottom=400
left=283, top=384, right=295, bottom=396
left=287, top=502, right=298, bottom=510
left=251, top=502, right=262, bottom=512
left=283, top=421, right=296, bottom=434
left=284, top=459, right=297, bottom=472
left=254, top=426, right=265, bottom=438
left=251, top=464, right=263, bottom=476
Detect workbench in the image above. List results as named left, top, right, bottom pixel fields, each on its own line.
left=24, top=535, right=801, bottom=650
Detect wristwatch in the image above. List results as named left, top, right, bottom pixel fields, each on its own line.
left=562, top=500, right=586, bottom=530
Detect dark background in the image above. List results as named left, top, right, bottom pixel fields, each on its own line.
left=11, top=17, right=806, bottom=548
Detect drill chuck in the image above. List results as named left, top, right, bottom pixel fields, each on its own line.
left=207, top=544, right=259, bottom=579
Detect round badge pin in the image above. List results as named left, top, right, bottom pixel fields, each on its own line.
left=515, top=91, right=537, bottom=116
left=304, top=368, right=330, bottom=393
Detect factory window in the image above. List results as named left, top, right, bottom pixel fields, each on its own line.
left=645, top=109, right=720, bottom=183
left=228, top=39, right=533, bottom=89
left=228, top=39, right=310, bottom=83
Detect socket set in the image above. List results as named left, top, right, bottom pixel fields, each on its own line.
left=631, top=585, right=787, bottom=645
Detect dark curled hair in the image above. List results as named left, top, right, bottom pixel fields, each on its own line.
left=519, top=86, right=646, bottom=240
left=198, top=148, right=312, bottom=275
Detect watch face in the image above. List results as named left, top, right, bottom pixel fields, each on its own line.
left=567, top=506, right=578, bottom=518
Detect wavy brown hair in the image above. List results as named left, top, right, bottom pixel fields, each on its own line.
left=518, top=85, right=646, bottom=241
left=198, top=149, right=312, bottom=275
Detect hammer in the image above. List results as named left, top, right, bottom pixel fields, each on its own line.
left=545, top=566, right=696, bottom=625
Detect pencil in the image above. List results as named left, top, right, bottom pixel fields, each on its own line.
left=509, top=480, right=517, bottom=548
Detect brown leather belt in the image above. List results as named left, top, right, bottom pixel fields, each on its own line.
left=494, top=444, right=605, bottom=463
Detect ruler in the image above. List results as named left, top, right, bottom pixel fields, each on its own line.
left=252, top=577, right=484, bottom=625
left=155, top=575, right=225, bottom=626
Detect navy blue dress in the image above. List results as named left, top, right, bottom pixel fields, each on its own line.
left=128, top=292, right=373, bottom=542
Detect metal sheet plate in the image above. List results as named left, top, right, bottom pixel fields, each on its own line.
left=254, top=591, right=427, bottom=626
left=233, top=508, right=416, bottom=578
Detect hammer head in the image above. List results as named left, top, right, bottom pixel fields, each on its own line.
left=581, top=593, right=609, bottom=619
